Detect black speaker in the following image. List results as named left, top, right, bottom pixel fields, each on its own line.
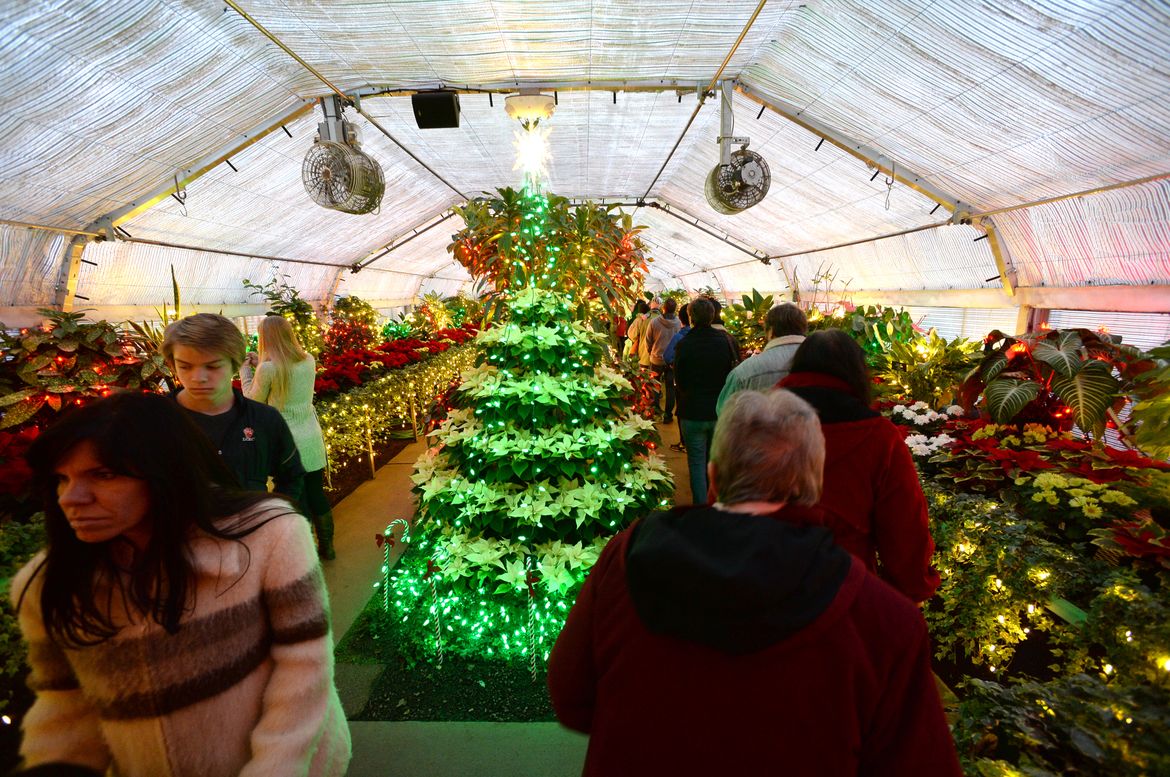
left=411, top=91, right=461, bottom=129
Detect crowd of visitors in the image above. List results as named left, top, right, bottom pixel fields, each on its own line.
left=9, top=301, right=954, bottom=775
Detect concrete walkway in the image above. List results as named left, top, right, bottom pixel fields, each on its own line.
left=322, top=421, right=691, bottom=776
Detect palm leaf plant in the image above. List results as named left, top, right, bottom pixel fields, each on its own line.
left=1129, top=342, right=1170, bottom=459
left=960, top=328, right=1151, bottom=439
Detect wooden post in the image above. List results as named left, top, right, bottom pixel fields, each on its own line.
left=409, top=394, right=420, bottom=441
left=364, top=410, right=376, bottom=480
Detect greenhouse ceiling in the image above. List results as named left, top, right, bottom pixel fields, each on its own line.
left=1, top=0, right=1168, bottom=325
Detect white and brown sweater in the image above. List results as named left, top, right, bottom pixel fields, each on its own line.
left=11, top=502, right=351, bottom=777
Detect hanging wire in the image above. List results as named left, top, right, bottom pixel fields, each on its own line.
left=884, top=162, right=896, bottom=211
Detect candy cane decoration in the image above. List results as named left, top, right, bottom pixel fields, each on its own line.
left=376, top=518, right=412, bottom=612
left=425, top=558, right=445, bottom=669
left=524, top=555, right=539, bottom=682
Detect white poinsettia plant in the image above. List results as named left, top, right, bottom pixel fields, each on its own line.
left=889, top=400, right=964, bottom=426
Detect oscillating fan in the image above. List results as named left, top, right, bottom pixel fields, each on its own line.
left=302, top=97, right=385, bottom=215
left=705, top=148, right=771, bottom=215
left=704, top=84, right=771, bottom=215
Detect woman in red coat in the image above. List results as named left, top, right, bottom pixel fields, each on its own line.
left=548, top=389, right=960, bottom=777
left=778, top=328, right=940, bottom=602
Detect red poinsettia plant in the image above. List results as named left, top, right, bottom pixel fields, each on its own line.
left=920, top=419, right=1168, bottom=494
left=313, top=323, right=479, bottom=397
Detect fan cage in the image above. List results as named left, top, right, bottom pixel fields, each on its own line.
left=705, top=149, right=771, bottom=215
left=302, top=140, right=385, bottom=215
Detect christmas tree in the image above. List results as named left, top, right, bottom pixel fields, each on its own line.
left=385, top=186, right=673, bottom=664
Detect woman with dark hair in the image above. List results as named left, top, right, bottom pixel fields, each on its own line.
left=779, top=329, right=940, bottom=602
left=10, top=392, right=350, bottom=777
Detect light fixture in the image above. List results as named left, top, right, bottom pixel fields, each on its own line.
left=505, top=92, right=556, bottom=126
left=505, top=91, right=556, bottom=190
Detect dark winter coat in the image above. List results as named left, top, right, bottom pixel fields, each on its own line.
left=673, top=325, right=738, bottom=421
left=547, top=503, right=961, bottom=777
left=174, top=388, right=305, bottom=504
left=779, top=371, right=941, bottom=602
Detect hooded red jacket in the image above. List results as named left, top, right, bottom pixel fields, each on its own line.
left=548, top=504, right=961, bottom=777
left=778, top=372, right=940, bottom=602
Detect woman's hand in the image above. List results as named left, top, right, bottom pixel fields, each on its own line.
left=244, top=352, right=259, bottom=368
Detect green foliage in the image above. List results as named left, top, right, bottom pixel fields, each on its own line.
left=0, top=511, right=45, bottom=714
left=0, top=309, right=169, bottom=430
left=325, top=295, right=381, bottom=353
left=872, top=328, right=980, bottom=405
left=721, top=289, right=775, bottom=352
left=444, top=293, right=486, bottom=329
left=402, top=286, right=673, bottom=660
left=955, top=675, right=1170, bottom=777
left=381, top=317, right=414, bottom=342
left=961, top=329, right=1149, bottom=436
left=243, top=275, right=324, bottom=356
left=125, top=265, right=183, bottom=392
left=924, top=459, right=1170, bottom=776
left=409, top=292, right=456, bottom=334
left=925, top=484, right=1089, bottom=672
left=1007, top=472, right=1138, bottom=543
left=808, top=304, right=918, bottom=365
left=1130, top=342, right=1170, bottom=459
left=451, top=187, right=649, bottom=319
left=331, top=295, right=380, bottom=328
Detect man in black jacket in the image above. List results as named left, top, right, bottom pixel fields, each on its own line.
left=163, top=313, right=305, bottom=503
left=673, top=298, right=737, bottom=504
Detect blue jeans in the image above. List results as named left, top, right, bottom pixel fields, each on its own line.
left=679, top=418, right=717, bottom=504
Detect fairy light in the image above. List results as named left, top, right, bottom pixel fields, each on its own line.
left=513, top=123, right=553, bottom=191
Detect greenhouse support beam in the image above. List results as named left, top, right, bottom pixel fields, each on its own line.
left=647, top=200, right=795, bottom=290
left=0, top=302, right=280, bottom=328
left=735, top=83, right=974, bottom=218
left=565, top=197, right=790, bottom=287
left=675, top=220, right=950, bottom=278
left=971, top=172, right=1170, bottom=218
left=975, top=218, right=1017, bottom=296
left=54, top=238, right=86, bottom=313
left=0, top=219, right=100, bottom=238
left=325, top=268, right=347, bottom=315
left=844, top=285, right=1170, bottom=314
left=353, top=210, right=459, bottom=272
left=86, top=99, right=316, bottom=235
left=352, top=80, right=708, bottom=100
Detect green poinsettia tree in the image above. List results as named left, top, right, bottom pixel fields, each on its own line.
left=386, top=186, right=673, bottom=664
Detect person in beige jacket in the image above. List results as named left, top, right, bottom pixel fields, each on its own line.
left=11, top=392, right=350, bottom=777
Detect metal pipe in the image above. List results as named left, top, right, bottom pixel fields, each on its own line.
left=222, top=0, right=468, bottom=200
left=971, top=172, right=1170, bottom=218
left=0, top=219, right=101, bottom=237
left=221, top=0, right=350, bottom=100
left=354, top=210, right=459, bottom=271
left=676, top=219, right=951, bottom=277
left=352, top=108, right=470, bottom=200
left=640, top=0, right=770, bottom=200
left=352, top=80, right=707, bottom=100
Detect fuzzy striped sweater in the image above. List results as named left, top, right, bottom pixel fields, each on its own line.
left=11, top=503, right=351, bottom=777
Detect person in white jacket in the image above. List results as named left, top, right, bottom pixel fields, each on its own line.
left=241, top=315, right=333, bottom=559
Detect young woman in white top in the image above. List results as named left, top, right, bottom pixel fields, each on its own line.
left=241, top=315, right=334, bottom=559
